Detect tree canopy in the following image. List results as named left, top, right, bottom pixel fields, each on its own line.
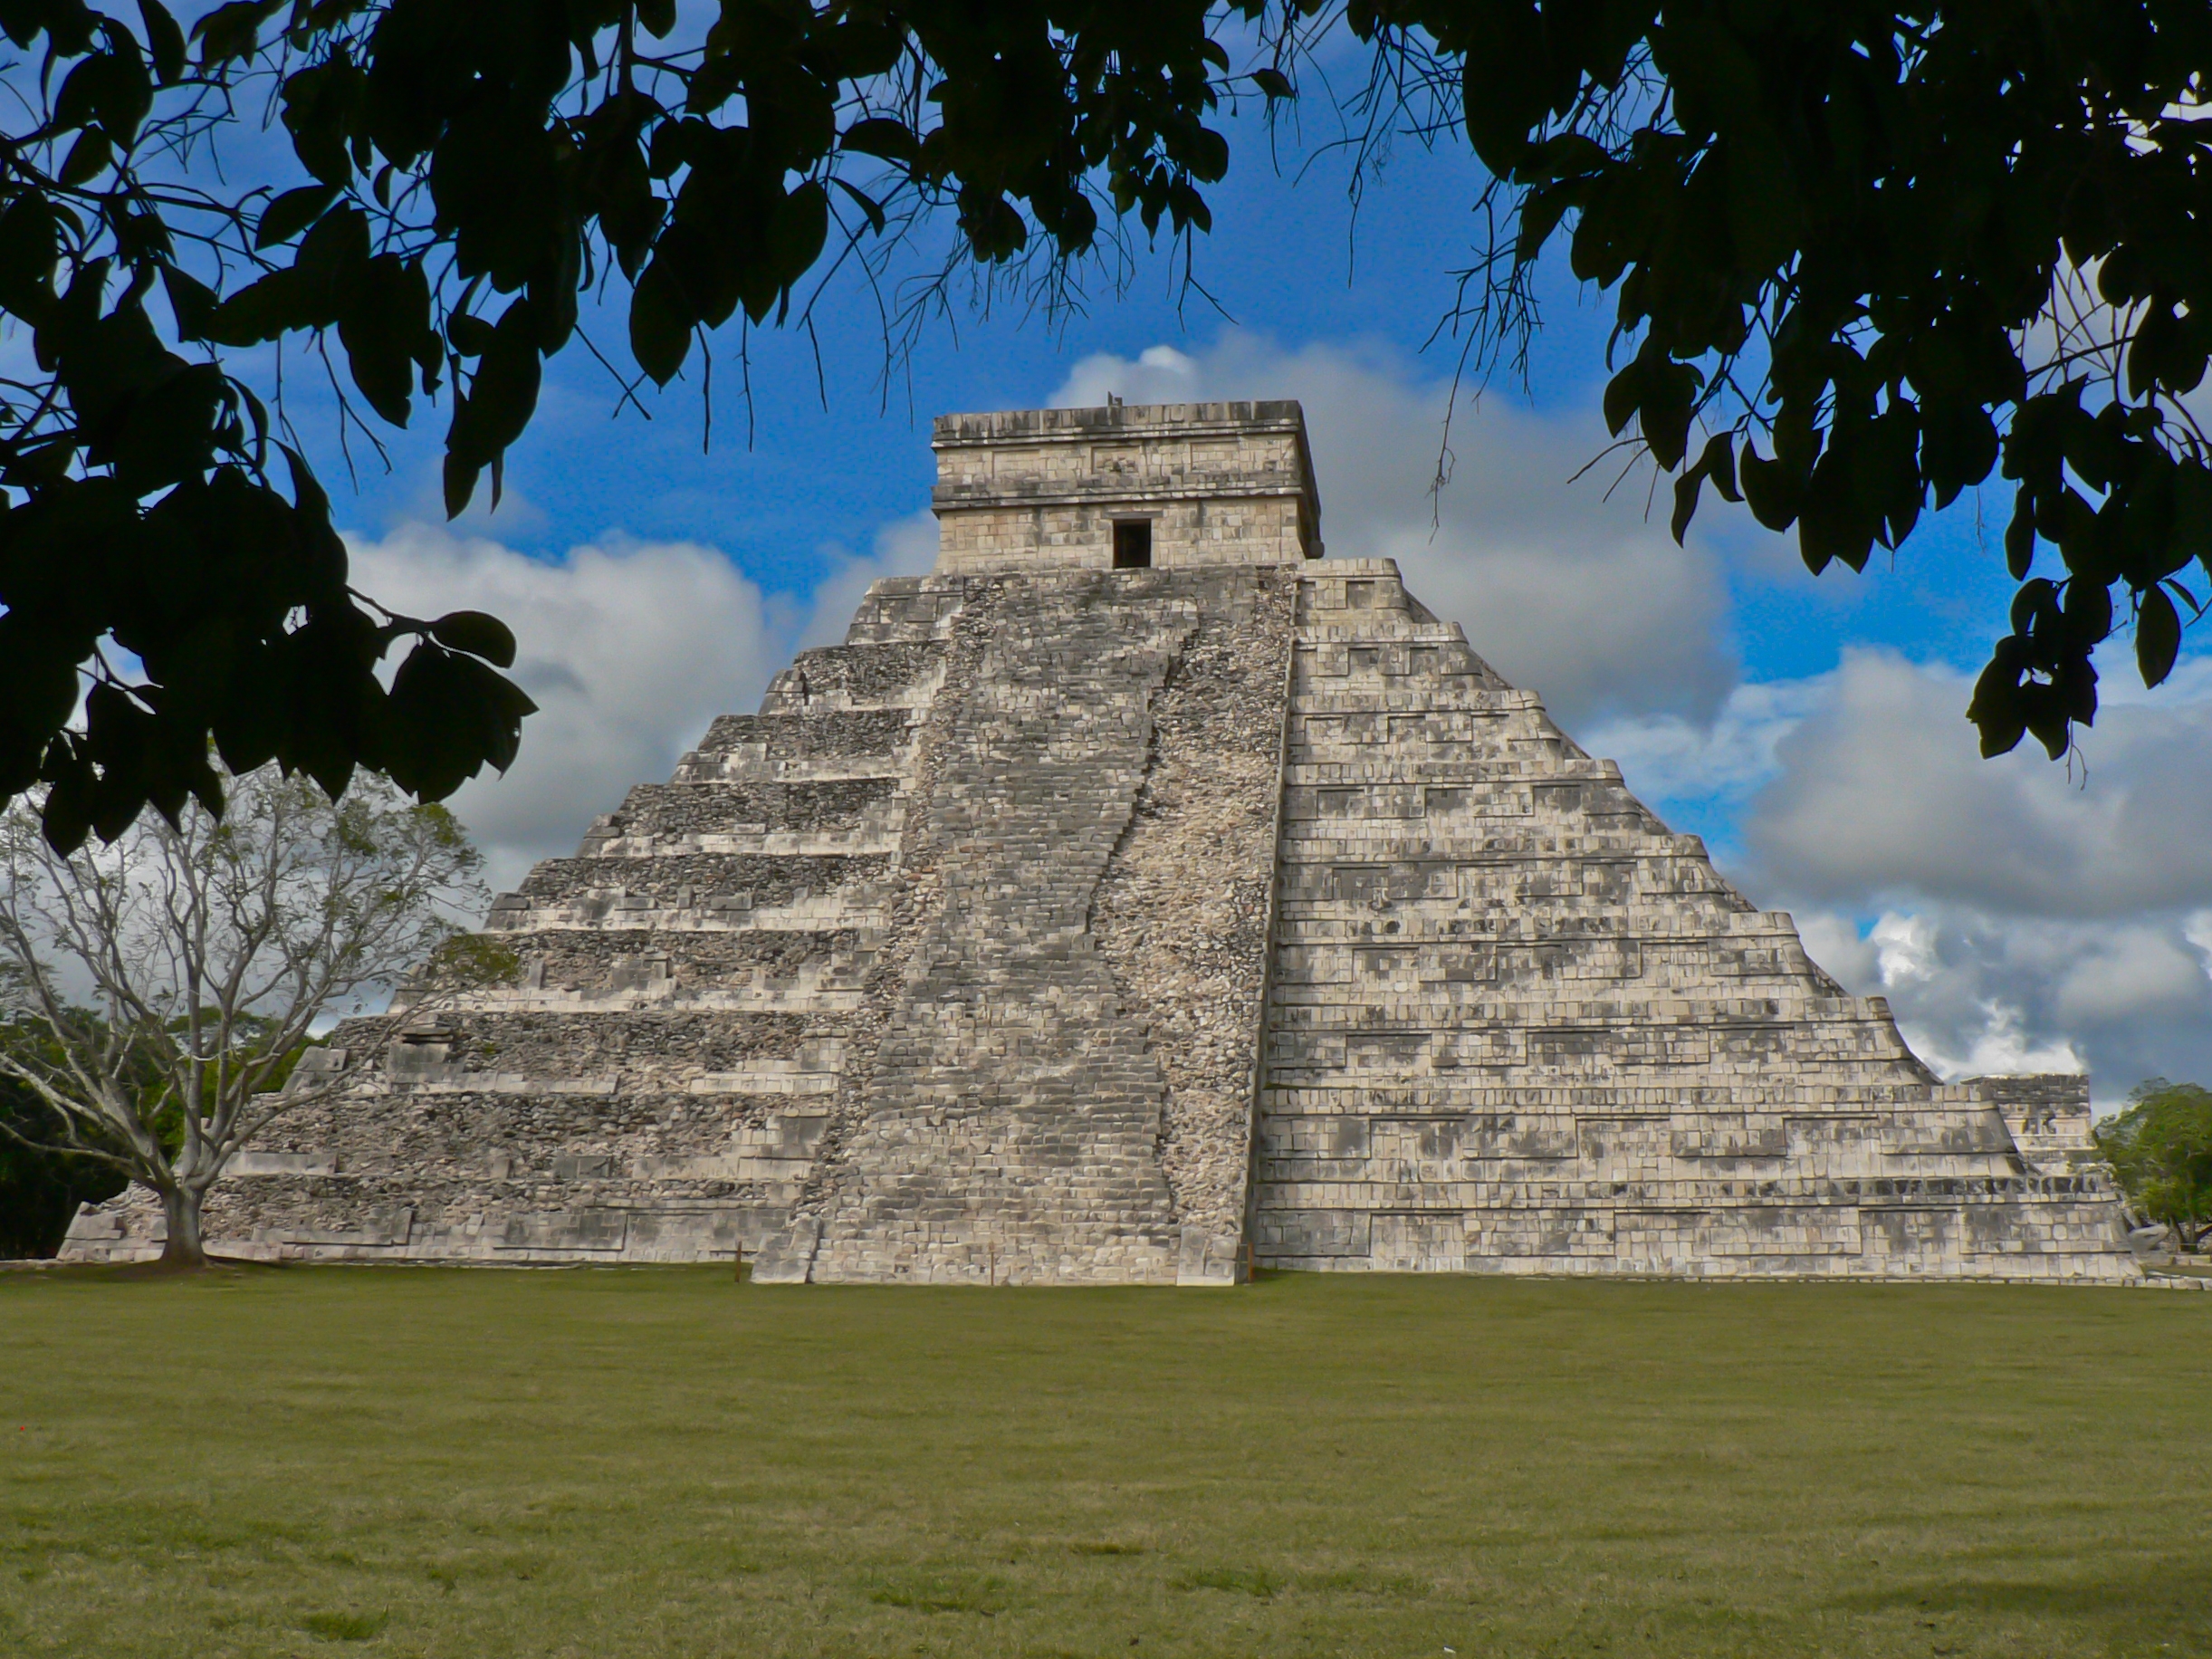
left=2, top=1, right=2207, bottom=851
left=0, top=763, right=496, bottom=1266
left=2097, top=1078, right=2212, bottom=1251
left=0, top=988, right=126, bottom=1257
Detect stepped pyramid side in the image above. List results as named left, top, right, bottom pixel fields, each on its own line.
left=1252, top=561, right=2138, bottom=1280
left=65, top=580, right=979, bottom=1263
left=60, top=398, right=2139, bottom=1283
left=58, top=565, right=1295, bottom=1274
left=60, top=399, right=1313, bottom=1271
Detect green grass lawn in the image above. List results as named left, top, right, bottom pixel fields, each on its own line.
left=3, top=1268, right=2207, bottom=1659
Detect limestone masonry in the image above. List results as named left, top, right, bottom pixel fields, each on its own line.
left=66, top=401, right=2140, bottom=1280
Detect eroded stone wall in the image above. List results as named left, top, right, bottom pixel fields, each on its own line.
left=932, top=402, right=1320, bottom=573
left=63, top=579, right=974, bottom=1264
left=1249, top=561, right=2139, bottom=1282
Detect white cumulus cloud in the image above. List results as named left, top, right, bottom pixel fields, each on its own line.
left=1729, top=652, right=2212, bottom=1103
left=346, top=525, right=782, bottom=895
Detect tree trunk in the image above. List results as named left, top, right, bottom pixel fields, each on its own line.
left=158, top=1184, right=210, bottom=1270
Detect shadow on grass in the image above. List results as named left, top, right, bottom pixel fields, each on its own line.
left=302, top=1609, right=388, bottom=1641
left=863, top=1570, right=1011, bottom=1616
left=1, top=1256, right=296, bottom=1282
left=1825, top=1557, right=2208, bottom=1621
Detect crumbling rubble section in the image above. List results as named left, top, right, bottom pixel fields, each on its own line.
left=788, top=570, right=1288, bottom=1285
left=1090, top=570, right=1294, bottom=1251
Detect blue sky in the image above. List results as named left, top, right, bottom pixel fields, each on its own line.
left=311, top=85, right=2035, bottom=686
left=237, top=79, right=2212, bottom=1105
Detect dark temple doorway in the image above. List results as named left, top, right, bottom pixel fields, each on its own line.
left=1113, top=520, right=1153, bottom=568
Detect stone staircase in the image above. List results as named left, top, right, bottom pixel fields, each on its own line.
left=784, top=568, right=1294, bottom=1284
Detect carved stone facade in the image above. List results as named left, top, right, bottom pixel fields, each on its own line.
left=63, top=401, right=2140, bottom=1282
left=932, top=401, right=1321, bottom=574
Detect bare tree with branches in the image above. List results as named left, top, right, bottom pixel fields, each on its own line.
left=0, top=766, right=500, bottom=1268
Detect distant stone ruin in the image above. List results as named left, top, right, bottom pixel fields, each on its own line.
left=65, top=401, right=2139, bottom=1281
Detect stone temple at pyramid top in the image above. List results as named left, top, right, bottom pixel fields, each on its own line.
left=63, top=398, right=2143, bottom=1283
left=931, top=399, right=1323, bottom=573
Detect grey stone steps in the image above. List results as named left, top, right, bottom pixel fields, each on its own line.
left=588, top=779, right=901, bottom=844
left=511, top=853, right=890, bottom=906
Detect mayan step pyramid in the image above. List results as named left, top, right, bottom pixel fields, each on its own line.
left=64, top=400, right=2138, bottom=1281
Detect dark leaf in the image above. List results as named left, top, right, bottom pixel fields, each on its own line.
left=0, top=196, right=60, bottom=320
left=158, top=264, right=217, bottom=339
left=2174, top=461, right=2212, bottom=578
left=254, top=182, right=340, bottom=249
left=1698, top=432, right=1738, bottom=501
left=203, top=268, right=317, bottom=346
left=111, top=360, right=225, bottom=492
left=1738, top=446, right=1803, bottom=532
left=337, top=252, right=425, bottom=426
left=0, top=0, right=97, bottom=53
left=830, top=176, right=886, bottom=235
left=2136, top=583, right=2181, bottom=688
left=840, top=117, right=919, bottom=165
left=2005, top=490, right=2036, bottom=580
left=1601, top=360, right=1640, bottom=438
left=445, top=311, right=495, bottom=358
left=768, top=181, right=828, bottom=291
left=192, top=0, right=276, bottom=66
left=1460, top=7, right=1548, bottom=176
left=427, top=609, right=516, bottom=668
left=56, top=127, right=112, bottom=187
left=138, top=0, right=185, bottom=83
left=39, top=748, right=96, bottom=856
left=627, top=256, right=692, bottom=385
left=281, top=442, right=331, bottom=526
left=441, top=454, right=480, bottom=520
left=1967, top=657, right=2027, bottom=757
left=384, top=641, right=533, bottom=799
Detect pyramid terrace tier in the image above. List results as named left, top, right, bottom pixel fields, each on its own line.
left=122, top=1012, right=857, bottom=1263
left=676, top=709, right=917, bottom=781
left=1257, top=1111, right=2033, bottom=1182
left=457, top=930, right=874, bottom=1015
left=575, top=781, right=905, bottom=858
left=496, top=853, right=893, bottom=929
left=1253, top=1195, right=2139, bottom=1280
left=1271, top=927, right=1842, bottom=992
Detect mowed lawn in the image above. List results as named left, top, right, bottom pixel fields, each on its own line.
left=3, top=1268, right=2208, bottom=1659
